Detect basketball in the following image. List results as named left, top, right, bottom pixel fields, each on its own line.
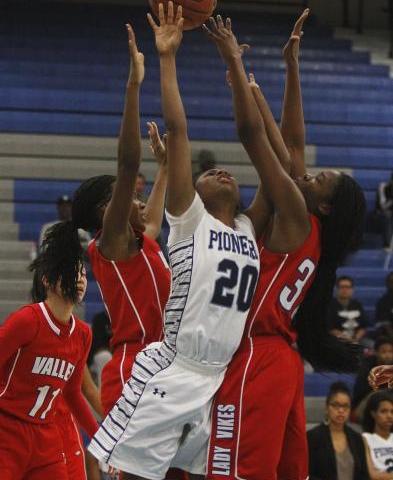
left=148, top=0, right=217, bottom=31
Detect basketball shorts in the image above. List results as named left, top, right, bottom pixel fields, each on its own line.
left=206, top=336, right=308, bottom=480
left=101, top=343, right=143, bottom=416
left=56, top=410, right=87, bottom=480
left=0, top=410, right=68, bottom=480
left=89, top=342, right=225, bottom=480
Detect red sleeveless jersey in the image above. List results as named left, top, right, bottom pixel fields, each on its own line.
left=0, top=302, right=91, bottom=426
left=87, top=233, right=171, bottom=350
left=245, top=215, right=321, bottom=344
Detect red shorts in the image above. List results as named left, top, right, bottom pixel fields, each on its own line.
left=206, top=336, right=308, bottom=480
left=56, top=410, right=87, bottom=480
left=101, top=343, right=142, bottom=416
left=0, top=410, right=68, bottom=480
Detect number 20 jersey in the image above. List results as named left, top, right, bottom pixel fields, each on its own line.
left=245, top=214, right=321, bottom=343
left=165, top=196, right=260, bottom=367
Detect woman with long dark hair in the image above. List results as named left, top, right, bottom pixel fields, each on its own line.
left=0, top=222, right=98, bottom=479
left=204, top=11, right=366, bottom=480
left=31, top=261, right=104, bottom=480
left=307, top=382, right=369, bottom=480
left=363, top=391, right=393, bottom=479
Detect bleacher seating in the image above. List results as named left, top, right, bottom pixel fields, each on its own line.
left=1, top=2, right=393, bottom=414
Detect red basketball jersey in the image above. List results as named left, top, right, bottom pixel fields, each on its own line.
left=87, top=233, right=171, bottom=350
left=0, top=302, right=91, bottom=425
left=246, top=215, right=321, bottom=344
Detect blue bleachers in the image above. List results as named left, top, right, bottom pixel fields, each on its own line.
left=304, top=373, right=355, bottom=396
left=3, top=3, right=393, bottom=389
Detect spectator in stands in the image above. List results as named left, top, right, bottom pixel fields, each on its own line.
left=87, top=311, right=112, bottom=389
left=38, top=195, right=91, bottom=250
left=376, top=173, right=393, bottom=249
left=135, top=172, right=147, bottom=202
left=353, top=337, right=393, bottom=421
left=328, top=276, right=368, bottom=343
left=362, top=391, right=393, bottom=479
left=307, top=381, right=369, bottom=480
left=375, top=272, right=393, bottom=337
left=193, top=149, right=217, bottom=183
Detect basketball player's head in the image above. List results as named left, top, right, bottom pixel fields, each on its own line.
left=30, top=221, right=86, bottom=304
left=325, top=382, right=351, bottom=427
left=363, top=391, right=393, bottom=433
left=295, top=171, right=364, bottom=220
left=72, top=175, right=146, bottom=233
left=195, top=168, right=240, bottom=215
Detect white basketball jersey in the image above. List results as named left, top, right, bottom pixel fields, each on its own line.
left=165, top=193, right=260, bottom=367
left=363, top=433, right=393, bottom=472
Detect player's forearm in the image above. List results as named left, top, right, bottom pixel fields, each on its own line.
left=251, top=85, right=291, bottom=173
left=117, top=83, right=142, bottom=174
left=159, top=53, right=193, bottom=216
left=227, top=55, right=291, bottom=194
left=280, top=62, right=306, bottom=177
left=159, top=54, right=187, bottom=134
left=227, top=55, right=265, bottom=142
left=64, top=388, right=99, bottom=438
left=82, top=366, right=104, bottom=418
left=144, top=165, right=167, bottom=240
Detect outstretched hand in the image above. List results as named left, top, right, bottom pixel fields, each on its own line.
left=203, top=15, right=244, bottom=64
left=126, top=23, right=145, bottom=85
left=147, top=121, right=167, bottom=166
left=147, top=1, right=184, bottom=56
left=283, top=8, right=310, bottom=65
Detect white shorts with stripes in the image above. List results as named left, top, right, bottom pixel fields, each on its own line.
left=88, top=342, right=226, bottom=480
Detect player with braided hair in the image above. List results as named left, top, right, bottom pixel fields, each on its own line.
left=0, top=222, right=98, bottom=479
left=204, top=11, right=366, bottom=479
left=72, top=24, right=170, bottom=420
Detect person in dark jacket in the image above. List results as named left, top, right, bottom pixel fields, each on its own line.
left=308, top=382, right=369, bottom=480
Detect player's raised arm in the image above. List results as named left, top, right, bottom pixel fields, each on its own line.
left=281, top=9, right=309, bottom=178
left=143, top=121, right=168, bottom=240
left=147, top=2, right=194, bottom=217
left=204, top=16, right=310, bottom=249
left=100, top=23, right=144, bottom=259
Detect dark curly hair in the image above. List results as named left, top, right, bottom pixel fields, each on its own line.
left=29, top=221, right=84, bottom=303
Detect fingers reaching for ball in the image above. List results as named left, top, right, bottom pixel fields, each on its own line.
left=125, top=23, right=145, bottom=85
left=148, top=2, right=185, bottom=56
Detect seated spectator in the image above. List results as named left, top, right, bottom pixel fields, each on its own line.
left=38, top=195, right=91, bottom=250
left=328, top=276, right=368, bottom=343
left=135, top=172, right=147, bottom=202
left=307, top=381, right=369, bottom=480
left=362, top=391, right=393, bottom=479
left=376, top=273, right=393, bottom=337
left=376, top=173, right=393, bottom=249
left=353, top=337, right=393, bottom=421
